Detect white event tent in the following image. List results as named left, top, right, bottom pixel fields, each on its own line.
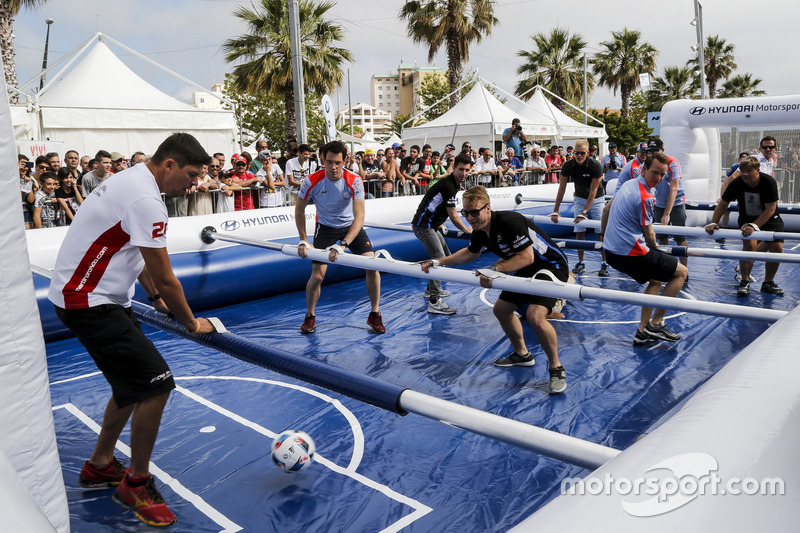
left=402, top=81, right=606, bottom=153
left=16, top=33, right=238, bottom=157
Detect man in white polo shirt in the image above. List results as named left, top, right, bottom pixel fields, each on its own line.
left=49, top=133, right=216, bottom=527
left=296, top=140, right=386, bottom=335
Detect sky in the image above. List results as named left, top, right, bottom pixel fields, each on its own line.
left=11, top=0, right=800, bottom=115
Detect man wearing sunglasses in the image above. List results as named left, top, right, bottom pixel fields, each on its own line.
left=411, top=153, right=473, bottom=314
left=552, top=139, right=609, bottom=276
left=419, top=185, right=570, bottom=394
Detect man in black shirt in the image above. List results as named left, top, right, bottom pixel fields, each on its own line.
left=552, top=139, right=609, bottom=276
left=420, top=185, right=570, bottom=394
left=399, top=145, right=422, bottom=195
left=412, top=154, right=473, bottom=313
left=705, top=156, right=784, bottom=296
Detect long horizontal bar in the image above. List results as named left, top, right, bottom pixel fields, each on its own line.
left=201, top=229, right=787, bottom=324
left=32, top=262, right=618, bottom=469
left=399, top=390, right=618, bottom=470
left=529, top=215, right=800, bottom=242
left=553, top=239, right=800, bottom=264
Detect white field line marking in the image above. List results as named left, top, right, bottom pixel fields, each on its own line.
left=52, top=403, right=242, bottom=533
left=175, top=375, right=364, bottom=472
left=173, top=378, right=432, bottom=531
left=50, top=371, right=102, bottom=385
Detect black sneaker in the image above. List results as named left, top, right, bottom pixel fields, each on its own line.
left=548, top=366, right=567, bottom=394
left=494, top=351, right=535, bottom=367
left=598, top=262, right=610, bottom=277
left=633, top=328, right=659, bottom=345
left=737, top=279, right=750, bottom=297
left=645, top=322, right=680, bottom=342
left=760, top=281, right=784, bottom=295
left=572, top=262, right=586, bottom=275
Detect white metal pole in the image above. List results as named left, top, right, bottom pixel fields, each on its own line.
left=288, top=0, right=307, bottom=143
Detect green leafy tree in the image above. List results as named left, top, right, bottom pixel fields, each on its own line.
left=592, top=28, right=658, bottom=119
left=648, top=66, right=699, bottom=110
left=399, top=0, right=498, bottom=108
left=515, top=27, right=591, bottom=112
left=222, top=0, right=352, bottom=142
left=386, top=112, right=424, bottom=137
left=590, top=108, right=653, bottom=155
left=718, top=73, right=766, bottom=98
left=2, top=0, right=50, bottom=103
left=686, top=35, right=737, bottom=99
left=221, top=73, right=325, bottom=149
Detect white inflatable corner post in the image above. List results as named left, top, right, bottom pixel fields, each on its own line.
left=660, top=94, right=800, bottom=202
left=0, top=61, right=70, bottom=531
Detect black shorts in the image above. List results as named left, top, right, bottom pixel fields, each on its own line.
left=738, top=216, right=785, bottom=243
left=313, top=222, right=374, bottom=257
left=605, top=249, right=679, bottom=284
left=498, top=269, right=567, bottom=314
left=654, top=204, right=687, bottom=243
left=55, top=304, right=175, bottom=408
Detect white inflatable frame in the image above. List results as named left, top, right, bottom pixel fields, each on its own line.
left=660, top=94, right=800, bottom=201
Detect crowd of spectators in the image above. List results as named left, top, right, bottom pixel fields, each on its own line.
left=19, top=122, right=607, bottom=229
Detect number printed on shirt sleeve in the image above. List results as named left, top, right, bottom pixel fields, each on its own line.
left=152, top=221, right=167, bottom=239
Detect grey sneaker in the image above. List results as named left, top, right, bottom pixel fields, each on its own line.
left=645, top=322, right=680, bottom=342
left=760, top=281, right=784, bottom=295
left=427, top=298, right=457, bottom=315
left=423, top=289, right=450, bottom=298
left=494, top=351, right=535, bottom=367
left=633, top=328, right=659, bottom=345
left=549, top=366, right=567, bottom=394
left=737, top=279, right=750, bottom=296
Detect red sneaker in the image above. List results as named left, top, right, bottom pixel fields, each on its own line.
left=113, top=474, right=176, bottom=527
left=79, top=458, right=129, bottom=488
left=301, top=313, right=316, bottom=334
left=367, top=312, right=386, bottom=334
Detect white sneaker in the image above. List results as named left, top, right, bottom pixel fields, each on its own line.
left=427, top=299, right=456, bottom=315
left=423, top=289, right=450, bottom=298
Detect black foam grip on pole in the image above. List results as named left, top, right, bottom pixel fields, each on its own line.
left=131, top=301, right=409, bottom=415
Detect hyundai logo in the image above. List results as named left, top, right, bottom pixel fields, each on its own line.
left=690, top=106, right=706, bottom=116
left=221, top=220, right=240, bottom=231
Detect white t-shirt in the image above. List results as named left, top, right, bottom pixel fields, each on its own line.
left=757, top=152, right=774, bottom=176
left=48, top=163, right=168, bottom=309
left=474, top=156, right=497, bottom=184
left=285, top=157, right=318, bottom=188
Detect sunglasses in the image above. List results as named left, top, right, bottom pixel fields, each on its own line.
left=574, top=151, right=587, bottom=156
left=38, top=165, right=51, bottom=169
left=208, top=164, right=220, bottom=168
left=761, top=145, right=776, bottom=150
left=460, top=203, right=489, bottom=218
left=235, top=162, right=247, bottom=166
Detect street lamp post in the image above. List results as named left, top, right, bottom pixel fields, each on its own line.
left=40, top=18, right=54, bottom=92
left=692, top=0, right=706, bottom=99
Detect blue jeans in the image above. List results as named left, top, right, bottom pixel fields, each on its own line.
left=412, top=225, right=452, bottom=298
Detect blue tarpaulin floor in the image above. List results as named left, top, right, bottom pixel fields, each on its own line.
left=46, top=232, right=799, bottom=532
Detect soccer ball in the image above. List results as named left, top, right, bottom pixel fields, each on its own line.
left=271, top=431, right=316, bottom=473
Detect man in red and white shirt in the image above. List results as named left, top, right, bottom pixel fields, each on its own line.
left=49, top=133, right=215, bottom=527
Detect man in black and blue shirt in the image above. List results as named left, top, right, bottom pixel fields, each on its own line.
left=412, top=153, right=473, bottom=313
left=420, top=185, right=570, bottom=394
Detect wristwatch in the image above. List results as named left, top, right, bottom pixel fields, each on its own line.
left=490, top=264, right=498, bottom=271
left=340, top=240, right=349, bottom=249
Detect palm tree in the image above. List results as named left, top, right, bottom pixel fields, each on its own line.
left=386, top=112, right=423, bottom=137
left=1, top=0, right=50, bottom=103
left=222, top=0, right=352, bottom=140
left=592, top=28, right=658, bottom=119
left=718, top=74, right=766, bottom=98
left=399, top=0, right=498, bottom=108
left=649, top=66, right=698, bottom=110
left=686, top=35, right=737, bottom=98
left=515, top=28, right=590, bottom=112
